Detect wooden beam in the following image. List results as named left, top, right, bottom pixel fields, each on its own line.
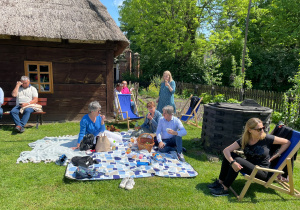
left=106, top=49, right=114, bottom=117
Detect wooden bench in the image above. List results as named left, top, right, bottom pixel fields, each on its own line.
left=2, top=97, right=47, bottom=129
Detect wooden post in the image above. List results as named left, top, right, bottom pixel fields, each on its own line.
left=211, top=86, right=215, bottom=97
left=194, top=85, right=199, bottom=95
left=106, top=49, right=114, bottom=117
left=239, top=88, right=244, bottom=101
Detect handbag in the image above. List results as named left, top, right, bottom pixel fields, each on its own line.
left=71, top=156, right=95, bottom=168
left=79, top=134, right=95, bottom=151
left=95, top=134, right=111, bottom=152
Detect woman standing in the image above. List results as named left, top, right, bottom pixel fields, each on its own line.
left=157, top=71, right=176, bottom=113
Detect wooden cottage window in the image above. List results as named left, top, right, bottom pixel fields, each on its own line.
left=24, top=61, right=54, bottom=93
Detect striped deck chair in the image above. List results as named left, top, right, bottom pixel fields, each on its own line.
left=179, top=95, right=202, bottom=128
left=115, top=94, right=144, bottom=129
left=231, top=129, right=300, bottom=201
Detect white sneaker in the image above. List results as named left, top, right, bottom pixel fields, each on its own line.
left=119, top=177, right=129, bottom=188
left=125, top=178, right=135, bottom=190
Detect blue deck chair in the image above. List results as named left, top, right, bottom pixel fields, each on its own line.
left=231, top=129, right=300, bottom=201
left=179, top=95, right=202, bottom=128
left=115, top=94, right=144, bottom=129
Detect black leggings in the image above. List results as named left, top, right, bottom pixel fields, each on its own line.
left=219, top=153, right=269, bottom=188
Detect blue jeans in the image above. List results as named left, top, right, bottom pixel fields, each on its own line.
left=158, top=135, right=183, bottom=153
left=130, top=101, right=137, bottom=115
left=0, top=107, right=3, bottom=120
left=10, top=105, right=34, bottom=127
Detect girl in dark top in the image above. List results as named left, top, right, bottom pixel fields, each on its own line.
left=208, top=118, right=290, bottom=196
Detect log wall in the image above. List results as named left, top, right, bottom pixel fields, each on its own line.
left=0, top=38, right=116, bottom=121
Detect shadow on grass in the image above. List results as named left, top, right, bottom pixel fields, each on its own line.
left=0, top=125, right=34, bottom=135
left=229, top=180, right=300, bottom=202
left=0, top=125, right=15, bottom=132
left=196, top=179, right=297, bottom=203
left=63, top=176, right=79, bottom=184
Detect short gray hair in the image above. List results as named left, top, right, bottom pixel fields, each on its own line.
left=162, top=105, right=174, bottom=115
left=88, top=101, right=101, bottom=112
left=20, top=76, right=29, bottom=81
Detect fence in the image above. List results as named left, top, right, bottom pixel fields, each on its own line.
left=176, top=82, right=285, bottom=112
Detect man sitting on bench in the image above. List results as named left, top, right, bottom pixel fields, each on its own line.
left=10, top=76, right=38, bottom=133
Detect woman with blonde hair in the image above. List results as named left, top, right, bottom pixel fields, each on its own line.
left=207, top=118, right=290, bottom=196
left=157, top=70, right=176, bottom=113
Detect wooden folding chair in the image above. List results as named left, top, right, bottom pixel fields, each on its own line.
left=231, top=129, right=300, bottom=201
left=115, top=94, right=144, bottom=129
left=179, top=95, right=202, bottom=128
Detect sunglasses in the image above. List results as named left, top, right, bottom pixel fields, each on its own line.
left=252, top=126, right=265, bottom=132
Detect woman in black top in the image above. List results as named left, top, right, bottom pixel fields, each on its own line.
left=208, top=118, right=290, bottom=196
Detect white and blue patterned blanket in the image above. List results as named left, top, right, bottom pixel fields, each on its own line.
left=65, top=133, right=198, bottom=180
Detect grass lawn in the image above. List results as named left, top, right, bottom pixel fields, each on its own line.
left=0, top=121, right=299, bottom=209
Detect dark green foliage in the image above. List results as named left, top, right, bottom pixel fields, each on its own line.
left=246, top=47, right=299, bottom=91
left=271, top=111, right=283, bottom=125
left=119, top=0, right=300, bottom=92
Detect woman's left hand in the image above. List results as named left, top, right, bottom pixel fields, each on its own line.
left=232, top=162, right=243, bottom=172
left=71, top=143, right=80, bottom=150
left=269, top=153, right=280, bottom=162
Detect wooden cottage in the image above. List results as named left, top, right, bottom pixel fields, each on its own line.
left=0, top=0, right=129, bottom=121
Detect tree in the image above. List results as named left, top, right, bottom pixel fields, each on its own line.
left=202, top=54, right=223, bottom=86
left=206, top=0, right=300, bottom=91
left=119, top=0, right=217, bottom=80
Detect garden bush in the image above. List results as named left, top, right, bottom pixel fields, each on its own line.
left=271, top=111, right=283, bottom=124
left=227, top=98, right=240, bottom=103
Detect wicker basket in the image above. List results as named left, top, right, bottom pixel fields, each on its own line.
left=137, top=133, right=155, bottom=152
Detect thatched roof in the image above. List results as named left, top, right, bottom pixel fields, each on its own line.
left=0, top=0, right=129, bottom=56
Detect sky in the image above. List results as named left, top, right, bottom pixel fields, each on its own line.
left=100, top=0, right=124, bottom=26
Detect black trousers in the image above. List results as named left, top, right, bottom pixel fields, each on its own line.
left=219, top=153, right=269, bottom=188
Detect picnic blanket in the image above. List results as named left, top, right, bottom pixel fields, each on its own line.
left=16, top=135, right=87, bottom=164
left=65, top=132, right=198, bottom=180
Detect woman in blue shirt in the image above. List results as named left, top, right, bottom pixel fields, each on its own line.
left=72, top=101, right=106, bottom=150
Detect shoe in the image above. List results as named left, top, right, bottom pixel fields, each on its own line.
left=211, top=185, right=229, bottom=196
left=125, top=177, right=135, bottom=190
left=56, top=154, right=68, bottom=166
left=119, top=177, right=129, bottom=188
left=15, top=126, right=22, bottom=133
left=20, top=127, right=25, bottom=133
left=208, top=179, right=222, bottom=190
left=177, top=152, right=186, bottom=162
